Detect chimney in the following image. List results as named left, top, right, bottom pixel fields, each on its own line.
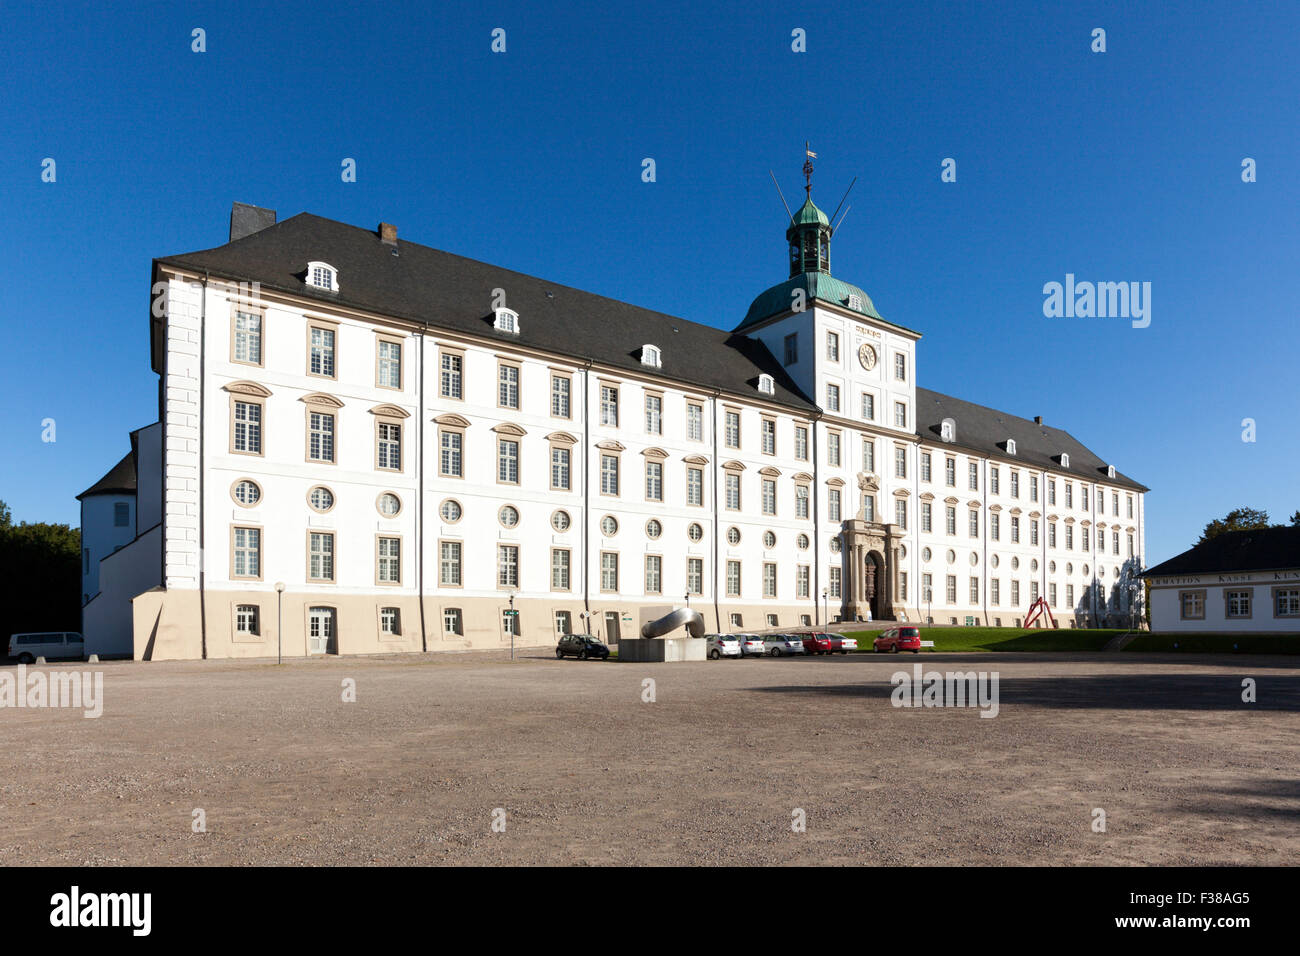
left=379, top=222, right=398, bottom=245
left=1034, top=415, right=1043, bottom=425
left=229, top=202, right=276, bottom=242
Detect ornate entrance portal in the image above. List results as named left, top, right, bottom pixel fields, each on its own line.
left=838, top=476, right=905, bottom=622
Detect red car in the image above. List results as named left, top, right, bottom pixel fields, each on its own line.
left=801, top=632, right=856, bottom=655
left=873, top=626, right=922, bottom=654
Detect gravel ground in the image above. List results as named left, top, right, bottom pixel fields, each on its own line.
left=1, top=651, right=1296, bottom=866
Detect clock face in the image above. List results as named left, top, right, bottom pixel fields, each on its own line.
left=858, top=343, right=877, bottom=370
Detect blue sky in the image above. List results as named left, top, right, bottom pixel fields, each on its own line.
left=1, top=0, right=1296, bottom=563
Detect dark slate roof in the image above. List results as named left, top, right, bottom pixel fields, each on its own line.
left=1143, top=525, right=1300, bottom=576
left=156, top=213, right=818, bottom=413
left=77, top=452, right=136, bottom=500
left=915, top=388, right=1147, bottom=491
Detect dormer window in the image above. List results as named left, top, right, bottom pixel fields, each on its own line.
left=306, top=261, right=338, bottom=292
left=1060, top=453, right=1070, bottom=469
left=848, top=294, right=863, bottom=311
left=494, top=308, right=520, bottom=334
left=1006, top=439, right=1017, bottom=456
left=940, top=418, right=956, bottom=443
left=641, top=344, right=661, bottom=368
left=1106, top=465, right=1116, bottom=479
left=757, top=373, right=775, bottom=395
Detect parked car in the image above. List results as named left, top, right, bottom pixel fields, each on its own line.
left=873, top=626, right=922, bottom=654
left=800, top=632, right=835, bottom=655
left=764, top=634, right=805, bottom=657
left=7, top=632, right=85, bottom=664
left=734, top=634, right=767, bottom=658
left=705, top=634, right=741, bottom=659
left=828, top=633, right=858, bottom=654
left=555, top=633, right=611, bottom=660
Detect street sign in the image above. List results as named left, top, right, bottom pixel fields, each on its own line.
left=504, top=610, right=518, bottom=616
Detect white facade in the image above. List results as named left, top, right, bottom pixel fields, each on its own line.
left=1148, top=571, right=1300, bottom=633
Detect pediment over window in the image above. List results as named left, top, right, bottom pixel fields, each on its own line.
left=893, top=488, right=910, bottom=498
left=968, top=500, right=981, bottom=509
left=757, top=466, right=781, bottom=477
left=434, top=413, right=471, bottom=427
left=1047, top=513, right=1059, bottom=522
left=491, top=422, right=527, bottom=436
left=546, top=431, right=578, bottom=446
left=1009, top=507, right=1023, bottom=516
left=1064, top=516, right=1075, bottom=524
left=369, top=404, right=410, bottom=418
left=1028, top=510, right=1042, bottom=519
left=988, top=503, right=1002, bottom=512
left=642, top=447, right=669, bottom=460
left=595, top=439, right=625, bottom=452
left=943, top=496, right=959, bottom=505
left=825, top=477, right=845, bottom=488
left=223, top=380, right=272, bottom=397
left=300, top=392, right=344, bottom=408
left=1080, top=519, right=1091, bottom=527
left=920, top=492, right=936, bottom=501
left=1096, top=521, right=1108, bottom=529
left=721, top=460, right=745, bottom=472
left=792, top=472, right=813, bottom=482
left=683, top=454, right=710, bottom=466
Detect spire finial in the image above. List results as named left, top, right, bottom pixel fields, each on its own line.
left=803, top=141, right=816, bottom=195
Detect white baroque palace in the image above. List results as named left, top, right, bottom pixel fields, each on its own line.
left=80, top=191, right=1147, bottom=660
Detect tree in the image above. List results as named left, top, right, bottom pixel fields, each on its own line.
left=0, top=501, right=81, bottom=641
left=1197, top=507, right=1271, bottom=544
left=1290, top=510, right=1300, bottom=527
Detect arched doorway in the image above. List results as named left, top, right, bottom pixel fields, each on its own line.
left=865, top=551, right=884, bottom=622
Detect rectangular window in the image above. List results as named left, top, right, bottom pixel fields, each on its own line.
left=308, top=412, right=335, bottom=463
left=726, top=560, right=741, bottom=597
left=601, top=454, right=619, bottom=496
left=1113, top=492, right=1120, bottom=515
left=440, top=352, right=463, bottom=399
left=645, top=394, right=663, bottom=434
left=784, top=333, right=798, bottom=366
left=1011, top=471, right=1020, bottom=498
left=991, top=579, right=1000, bottom=606
left=827, top=384, right=840, bottom=412
left=1048, top=523, right=1057, bottom=549
left=498, top=545, right=519, bottom=588
left=377, top=536, right=401, bottom=584
left=1031, top=519, right=1039, bottom=546
left=1127, top=495, right=1134, bottom=519
left=1097, top=487, right=1104, bottom=511
left=946, top=575, right=957, bottom=604
left=894, top=402, right=906, bottom=428
left=601, top=552, right=619, bottom=592
left=644, top=555, right=662, bottom=594
left=114, top=502, right=130, bottom=527
left=1274, top=588, right=1300, bottom=618
left=921, top=452, right=931, bottom=482
left=687, top=403, right=703, bottom=441
left=440, top=430, right=463, bottom=477
left=236, top=604, right=260, bottom=635
left=1066, top=584, right=1075, bottom=609
left=308, top=532, right=334, bottom=582
left=1126, top=533, right=1134, bottom=558
left=1065, top=483, right=1073, bottom=508
left=895, top=498, right=907, bottom=529
left=894, top=353, right=906, bottom=381
left=443, top=608, right=463, bottom=636
left=551, top=375, right=571, bottom=418
left=795, top=484, right=809, bottom=519
left=796, top=565, right=810, bottom=599
left=921, top=502, right=932, bottom=532
left=863, top=439, right=875, bottom=473
left=826, top=332, right=839, bottom=361
left=1113, top=531, right=1120, bottom=555
left=233, top=310, right=262, bottom=365
left=762, top=478, right=776, bottom=516
left=646, top=461, right=664, bottom=501
left=827, top=432, right=841, bottom=467
left=863, top=495, right=875, bottom=522
left=969, top=462, right=979, bottom=491
left=378, top=339, right=402, bottom=389
left=600, top=385, right=619, bottom=427
left=761, top=419, right=775, bottom=455
left=1049, top=583, right=1058, bottom=607
left=895, top=446, right=907, bottom=479
left=1031, top=581, right=1039, bottom=602
left=990, top=467, right=1000, bottom=495
left=687, top=558, right=703, bottom=595
left=991, top=513, right=1000, bottom=541
left=1048, top=479, right=1056, bottom=506
left=898, top=571, right=908, bottom=602
left=1066, top=525, right=1074, bottom=550
left=687, top=467, right=703, bottom=507
left=946, top=506, right=956, bottom=536
left=725, top=473, right=741, bottom=510
left=377, top=421, right=401, bottom=470
left=1011, top=516, right=1020, bottom=543
left=828, top=489, right=841, bottom=522
left=763, top=562, right=777, bottom=599
left=1098, top=528, right=1105, bottom=551
left=309, top=326, right=335, bottom=377
left=1011, top=580, right=1021, bottom=607
left=554, top=611, right=572, bottom=636
left=551, top=549, right=571, bottom=590
left=551, top=446, right=571, bottom=491
left=862, top=392, right=875, bottom=421
left=498, top=363, right=519, bottom=409
left=945, top=457, right=955, bottom=486
left=830, top=566, right=842, bottom=599
left=795, top=425, right=808, bottom=460
left=1180, top=591, right=1205, bottom=619
left=1031, top=475, right=1039, bottom=503
left=970, top=577, right=980, bottom=604
left=725, top=411, right=740, bottom=448
left=969, top=509, right=979, bottom=538
left=1083, top=526, right=1091, bottom=551
left=233, top=400, right=262, bottom=455
left=498, top=439, right=519, bottom=484
left=440, top=540, right=462, bottom=587
left=232, top=527, right=260, bottom=578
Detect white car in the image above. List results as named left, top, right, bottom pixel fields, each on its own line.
left=763, top=634, right=805, bottom=657
left=734, top=634, right=767, bottom=657
left=705, top=634, right=741, bottom=659
left=8, top=632, right=85, bottom=663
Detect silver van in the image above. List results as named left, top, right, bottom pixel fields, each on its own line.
left=7, top=632, right=85, bottom=663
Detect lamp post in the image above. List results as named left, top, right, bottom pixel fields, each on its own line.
left=274, top=582, right=285, bottom=665
left=925, top=586, right=932, bottom=627
left=822, top=587, right=828, bottom=627
left=508, top=592, right=516, bottom=660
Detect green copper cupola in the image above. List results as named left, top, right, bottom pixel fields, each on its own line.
left=787, top=194, right=831, bottom=277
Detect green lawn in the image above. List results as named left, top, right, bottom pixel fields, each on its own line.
left=1123, top=633, right=1300, bottom=654
left=842, top=627, right=1126, bottom=653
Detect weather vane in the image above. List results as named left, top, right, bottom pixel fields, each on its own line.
left=803, top=141, right=817, bottom=194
